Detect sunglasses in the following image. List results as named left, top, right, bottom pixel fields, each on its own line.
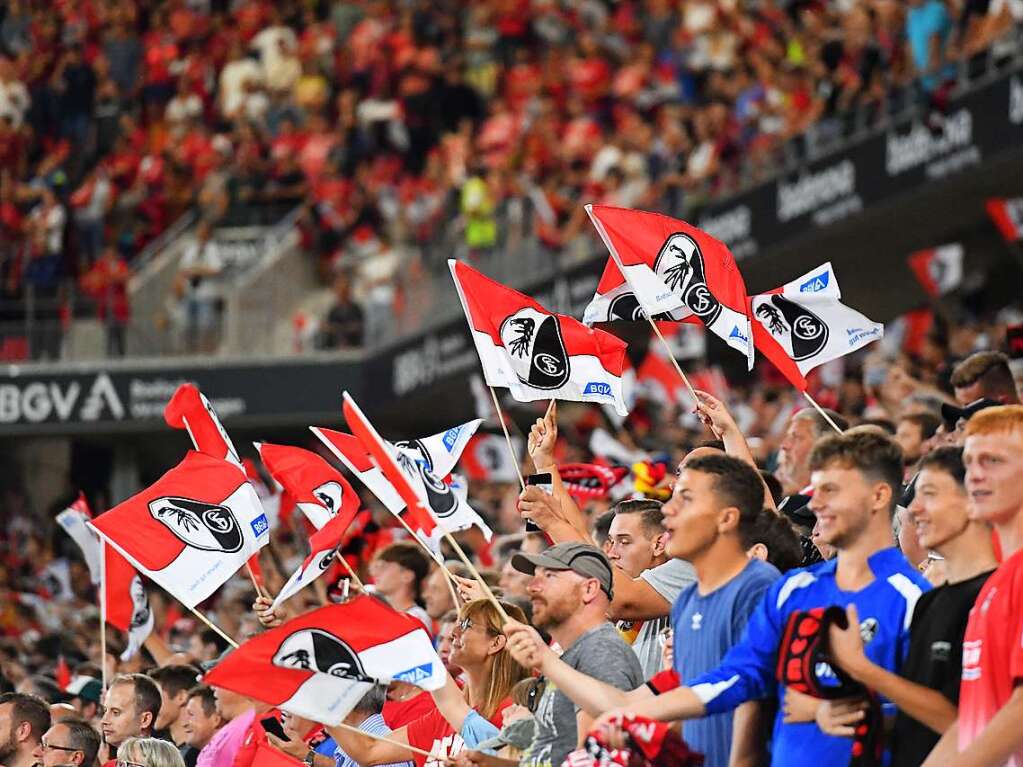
left=526, top=675, right=545, bottom=714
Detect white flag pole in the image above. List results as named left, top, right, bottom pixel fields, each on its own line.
left=647, top=318, right=700, bottom=405
left=487, top=386, right=526, bottom=491
left=99, top=543, right=108, bottom=693
left=802, top=391, right=844, bottom=434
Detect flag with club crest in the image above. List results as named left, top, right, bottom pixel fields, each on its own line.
left=907, top=243, right=964, bottom=297
left=986, top=197, right=1023, bottom=242
left=89, top=451, right=270, bottom=608
left=271, top=496, right=362, bottom=610
left=449, top=259, right=630, bottom=415
left=312, top=411, right=492, bottom=549
left=165, top=383, right=242, bottom=468
left=582, top=205, right=754, bottom=368
left=750, top=262, right=883, bottom=390
left=56, top=494, right=153, bottom=658
left=255, top=443, right=361, bottom=531
left=202, top=596, right=445, bottom=724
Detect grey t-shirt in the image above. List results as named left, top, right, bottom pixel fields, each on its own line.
left=522, top=622, right=644, bottom=767
left=621, top=558, right=697, bottom=678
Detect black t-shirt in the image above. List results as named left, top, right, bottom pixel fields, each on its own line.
left=891, top=570, right=994, bottom=767
left=179, top=744, right=199, bottom=767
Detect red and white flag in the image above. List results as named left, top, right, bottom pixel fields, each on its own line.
left=986, top=197, right=1023, bottom=242
left=256, top=443, right=361, bottom=531
left=313, top=410, right=493, bottom=549
left=907, top=243, right=964, bottom=297
left=582, top=205, right=754, bottom=368
left=449, top=259, right=630, bottom=415
left=459, top=433, right=523, bottom=483
left=89, top=452, right=270, bottom=608
left=56, top=493, right=102, bottom=584
left=271, top=496, right=362, bottom=610
left=165, top=383, right=242, bottom=468
left=56, top=494, right=153, bottom=658
left=203, top=596, right=445, bottom=724
left=750, top=263, right=883, bottom=391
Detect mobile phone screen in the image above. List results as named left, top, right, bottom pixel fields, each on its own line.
left=260, top=716, right=287, bottom=740
left=524, top=473, right=554, bottom=532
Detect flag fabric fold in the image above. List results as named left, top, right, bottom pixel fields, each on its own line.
left=164, top=383, right=242, bottom=468
left=255, top=443, right=361, bottom=531
left=202, top=596, right=445, bottom=725
left=750, top=262, right=883, bottom=390
left=56, top=493, right=102, bottom=584
left=89, top=451, right=270, bottom=608
left=581, top=205, right=754, bottom=368
left=449, top=259, right=630, bottom=415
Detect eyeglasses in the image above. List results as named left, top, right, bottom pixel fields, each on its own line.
left=116, top=759, right=146, bottom=767
left=41, top=742, right=82, bottom=754
left=458, top=618, right=497, bottom=636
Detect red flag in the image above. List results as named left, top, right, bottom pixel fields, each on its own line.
left=55, top=656, right=71, bottom=691
left=89, top=452, right=270, bottom=608
left=247, top=554, right=265, bottom=591
left=582, top=205, right=753, bottom=367
left=103, top=542, right=154, bottom=659
left=340, top=395, right=439, bottom=542
left=165, top=383, right=242, bottom=468
left=256, top=443, right=361, bottom=530
left=449, top=260, right=629, bottom=415
left=250, top=743, right=301, bottom=767
left=203, top=596, right=445, bottom=725
left=310, top=428, right=404, bottom=511
left=459, top=433, right=522, bottom=483
left=986, top=197, right=1023, bottom=242
left=56, top=492, right=101, bottom=584
left=907, top=244, right=964, bottom=297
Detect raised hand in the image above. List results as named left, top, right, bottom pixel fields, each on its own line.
left=527, top=400, right=557, bottom=470
left=503, top=619, right=547, bottom=670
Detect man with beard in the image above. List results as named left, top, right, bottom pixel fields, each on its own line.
left=99, top=674, right=161, bottom=764
left=775, top=408, right=849, bottom=500
left=508, top=542, right=643, bottom=767
left=32, top=718, right=99, bottom=767
left=0, top=693, right=50, bottom=767
left=180, top=688, right=223, bottom=767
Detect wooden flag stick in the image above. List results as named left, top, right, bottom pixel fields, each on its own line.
left=330, top=720, right=435, bottom=758
left=334, top=553, right=366, bottom=591
left=488, top=386, right=526, bottom=491
left=647, top=318, right=700, bottom=405
left=188, top=606, right=239, bottom=649
left=99, top=543, right=108, bottom=692
left=442, top=530, right=510, bottom=624
left=245, top=561, right=269, bottom=600
left=387, top=505, right=463, bottom=602
left=802, top=390, right=844, bottom=434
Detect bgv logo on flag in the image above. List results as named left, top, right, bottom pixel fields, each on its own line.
left=148, top=497, right=244, bottom=553
left=498, top=308, right=570, bottom=389
left=273, top=629, right=369, bottom=680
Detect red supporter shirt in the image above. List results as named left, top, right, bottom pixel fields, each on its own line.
left=958, top=546, right=1023, bottom=765
left=405, top=698, right=511, bottom=767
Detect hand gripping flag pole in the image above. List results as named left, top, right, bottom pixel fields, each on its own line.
left=334, top=551, right=365, bottom=591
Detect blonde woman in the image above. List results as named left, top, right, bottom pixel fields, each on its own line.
left=116, top=737, right=186, bottom=767
left=327, top=598, right=531, bottom=766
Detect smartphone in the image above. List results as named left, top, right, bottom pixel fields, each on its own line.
left=524, top=473, right=554, bottom=533
left=260, top=716, right=287, bottom=740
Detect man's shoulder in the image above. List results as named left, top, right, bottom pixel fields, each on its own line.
left=641, top=557, right=696, bottom=602
left=565, top=623, right=643, bottom=674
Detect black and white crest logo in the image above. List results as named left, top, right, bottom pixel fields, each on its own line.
left=607, top=293, right=677, bottom=323
left=395, top=450, right=458, bottom=518
left=148, top=497, right=243, bottom=553
left=129, top=575, right=151, bottom=630
left=393, top=439, right=434, bottom=472
left=653, top=233, right=723, bottom=325
left=754, top=295, right=828, bottom=360
left=499, top=307, right=570, bottom=390
left=859, top=617, right=879, bottom=645
left=313, top=547, right=338, bottom=572
left=313, top=481, right=343, bottom=517
left=273, top=629, right=368, bottom=680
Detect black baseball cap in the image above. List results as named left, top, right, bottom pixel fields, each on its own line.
left=940, top=398, right=1000, bottom=430
left=511, top=542, right=615, bottom=600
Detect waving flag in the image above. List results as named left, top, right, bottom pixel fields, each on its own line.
left=56, top=493, right=102, bottom=584
left=203, top=596, right=445, bottom=724
left=907, top=243, right=964, bottom=297
left=750, top=263, right=883, bottom=390
left=449, top=260, right=630, bottom=415
left=89, top=452, right=270, bottom=608
left=582, top=205, right=754, bottom=367
left=165, top=383, right=242, bottom=468
left=986, top=197, right=1023, bottom=242
left=460, top=433, right=523, bottom=483
left=256, top=443, right=361, bottom=530
left=313, top=414, right=493, bottom=549
left=271, top=495, right=362, bottom=610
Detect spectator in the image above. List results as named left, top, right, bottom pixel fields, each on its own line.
left=65, top=678, right=102, bottom=723
left=368, top=542, right=433, bottom=632
left=895, top=412, right=943, bottom=476
left=949, top=351, right=1021, bottom=405
left=100, top=674, right=162, bottom=758
left=738, top=508, right=804, bottom=574
left=187, top=630, right=230, bottom=667
left=179, top=687, right=223, bottom=767
left=33, top=718, right=99, bottom=767
left=176, top=221, right=224, bottom=353
left=421, top=565, right=456, bottom=628
left=0, top=693, right=51, bottom=767
left=116, top=737, right=185, bottom=767
left=318, top=274, right=364, bottom=350
left=199, top=688, right=269, bottom=767
left=261, top=711, right=336, bottom=767
left=80, top=246, right=131, bottom=357
left=148, top=667, right=202, bottom=754
left=0, top=55, right=29, bottom=129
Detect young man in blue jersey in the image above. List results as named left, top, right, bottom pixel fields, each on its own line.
left=502, top=454, right=781, bottom=767
left=590, top=429, right=932, bottom=767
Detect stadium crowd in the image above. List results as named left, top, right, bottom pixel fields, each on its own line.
left=2, top=0, right=1021, bottom=357
left=3, top=293, right=1023, bottom=767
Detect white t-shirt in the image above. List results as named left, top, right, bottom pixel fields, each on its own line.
left=179, top=238, right=224, bottom=299
left=219, top=58, right=262, bottom=117
left=0, top=78, right=29, bottom=127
